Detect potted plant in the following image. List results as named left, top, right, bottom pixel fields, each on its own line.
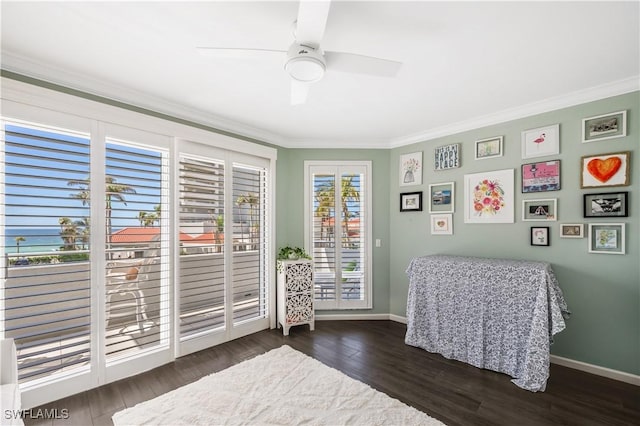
left=277, top=246, right=310, bottom=261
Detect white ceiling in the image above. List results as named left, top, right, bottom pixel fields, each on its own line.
left=2, top=1, right=639, bottom=149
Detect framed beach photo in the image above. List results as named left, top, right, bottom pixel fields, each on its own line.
left=582, top=110, right=627, bottom=143
left=399, top=152, right=422, bottom=186
left=588, top=223, right=625, bottom=255
left=560, top=224, right=584, bottom=239
left=530, top=227, right=550, bottom=246
left=463, top=169, right=514, bottom=224
left=580, top=151, right=630, bottom=188
left=474, top=136, right=503, bottom=160
left=428, top=182, right=454, bottom=213
left=434, top=143, right=461, bottom=170
left=521, top=124, right=560, bottom=159
left=583, top=191, right=628, bottom=218
left=521, top=160, right=560, bottom=193
left=522, top=198, right=557, bottom=221
left=430, top=213, right=453, bottom=235
left=400, top=192, right=422, bottom=212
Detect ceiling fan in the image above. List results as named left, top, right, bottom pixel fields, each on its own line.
left=197, top=0, right=402, bottom=105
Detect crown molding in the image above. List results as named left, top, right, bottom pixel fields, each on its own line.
left=3, top=51, right=637, bottom=150
left=1, top=51, right=285, bottom=147
left=389, top=76, right=640, bottom=148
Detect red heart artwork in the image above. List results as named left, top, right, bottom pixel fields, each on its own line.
left=587, top=156, right=622, bottom=183
left=437, top=221, right=445, bottom=228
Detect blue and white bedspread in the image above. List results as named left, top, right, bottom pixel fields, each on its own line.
left=405, top=255, right=570, bottom=392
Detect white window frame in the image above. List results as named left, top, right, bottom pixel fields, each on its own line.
left=304, top=160, right=372, bottom=310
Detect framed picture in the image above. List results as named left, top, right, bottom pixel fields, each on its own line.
left=428, top=182, right=454, bottom=213
left=463, top=168, right=514, bottom=224
left=430, top=213, right=453, bottom=235
left=521, top=160, right=560, bottom=193
left=475, top=136, right=503, bottom=160
left=434, top=143, right=460, bottom=170
left=522, top=198, right=557, bottom=221
left=583, top=191, right=628, bottom=218
left=400, top=191, right=422, bottom=212
left=582, top=110, right=627, bottom=143
left=530, top=227, right=550, bottom=246
left=560, top=224, right=584, bottom=239
left=521, top=124, right=560, bottom=159
left=399, top=152, right=422, bottom=186
left=588, top=223, right=625, bottom=255
left=580, top=151, right=630, bottom=188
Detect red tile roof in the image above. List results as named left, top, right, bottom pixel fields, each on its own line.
left=111, top=227, right=194, bottom=244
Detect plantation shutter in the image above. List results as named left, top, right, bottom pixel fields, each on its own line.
left=178, top=155, right=226, bottom=338
left=1, top=121, right=92, bottom=382
left=104, top=140, right=169, bottom=360
left=306, top=162, right=371, bottom=310
left=232, top=164, right=268, bottom=324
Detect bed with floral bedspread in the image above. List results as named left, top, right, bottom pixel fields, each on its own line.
left=405, top=254, right=570, bottom=392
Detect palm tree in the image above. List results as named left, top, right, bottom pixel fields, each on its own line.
left=314, top=176, right=360, bottom=245
left=59, top=217, right=78, bottom=251
left=14, top=236, right=25, bottom=254
left=68, top=176, right=136, bottom=245
left=74, top=217, right=90, bottom=250
left=236, top=193, right=260, bottom=242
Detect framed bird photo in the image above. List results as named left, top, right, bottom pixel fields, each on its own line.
left=521, top=124, right=560, bottom=159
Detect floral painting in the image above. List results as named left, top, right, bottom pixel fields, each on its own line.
left=399, top=152, right=422, bottom=186
left=464, top=169, right=514, bottom=223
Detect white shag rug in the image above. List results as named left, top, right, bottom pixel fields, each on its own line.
left=112, top=345, right=444, bottom=426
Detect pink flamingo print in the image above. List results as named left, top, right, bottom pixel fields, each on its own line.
left=532, top=133, right=545, bottom=151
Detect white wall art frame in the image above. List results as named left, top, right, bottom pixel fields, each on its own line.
left=430, top=213, right=453, bottom=235
left=399, top=152, right=422, bottom=186
left=521, top=124, right=560, bottom=159
left=463, top=168, right=515, bottom=224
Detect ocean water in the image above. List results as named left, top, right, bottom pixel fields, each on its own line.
left=4, top=228, right=64, bottom=254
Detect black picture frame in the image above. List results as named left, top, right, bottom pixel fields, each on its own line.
left=400, top=192, right=422, bottom=212
left=583, top=191, right=628, bottom=218
left=530, top=226, right=550, bottom=246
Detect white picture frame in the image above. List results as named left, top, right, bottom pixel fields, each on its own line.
left=474, top=136, right=503, bottom=160
left=399, top=152, right=423, bottom=186
left=521, top=124, right=560, bottom=159
left=588, top=223, right=625, bottom=255
left=463, top=168, right=515, bottom=224
left=430, top=214, right=453, bottom=235
left=582, top=110, right=627, bottom=143
left=560, top=224, right=584, bottom=239
left=428, top=182, right=454, bottom=213
left=522, top=198, right=558, bottom=221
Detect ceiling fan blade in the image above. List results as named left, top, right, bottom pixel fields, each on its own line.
left=324, top=51, right=402, bottom=77
left=295, top=0, right=332, bottom=47
left=197, top=47, right=285, bottom=59
left=291, top=80, right=311, bottom=105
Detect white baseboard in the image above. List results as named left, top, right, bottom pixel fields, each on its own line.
left=550, top=355, right=640, bottom=386
left=319, top=314, right=639, bottom=386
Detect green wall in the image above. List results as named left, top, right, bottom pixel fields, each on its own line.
left=389, top=92, right=639, bottom=375
left=276, top=148, right=391, bottom=315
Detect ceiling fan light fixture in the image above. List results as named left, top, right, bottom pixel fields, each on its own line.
left=285, top=43, right=326, bottom=82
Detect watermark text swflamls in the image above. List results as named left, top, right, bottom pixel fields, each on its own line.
left=4, top=408, right=70, bottom=420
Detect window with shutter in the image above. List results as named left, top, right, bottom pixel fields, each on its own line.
left=304, top=161, right=372, bottom=310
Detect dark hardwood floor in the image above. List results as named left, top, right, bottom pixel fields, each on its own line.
left=24, top=320, right=639, bottom=426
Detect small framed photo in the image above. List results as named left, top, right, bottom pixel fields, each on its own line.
left=430, top=214, right=453, bottom=235
left=521, top=124, right=560, bottom=159
left=428, top=182, right=454, bottom=213
left=522, top=198, right=557, bottom=221
left=588, top=223, right=625, bottom=255
left=560, top=224, right=584, bottom=239
left=580, top=151, right=630, bottom=188
left=531, top=226, right=550, bottom=246
left=582, top=110, right=627, bottom=143
left=400, top=152, right=422, bottom=186
left=521, top=160, right=560, bottom=193
left=583, top=191, right=628, bottom=218
left=400, top=191, right=422, bottom=212
left=475, top=136, right=503, bottom=160
left=434, top=143, right=461, bottom=170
